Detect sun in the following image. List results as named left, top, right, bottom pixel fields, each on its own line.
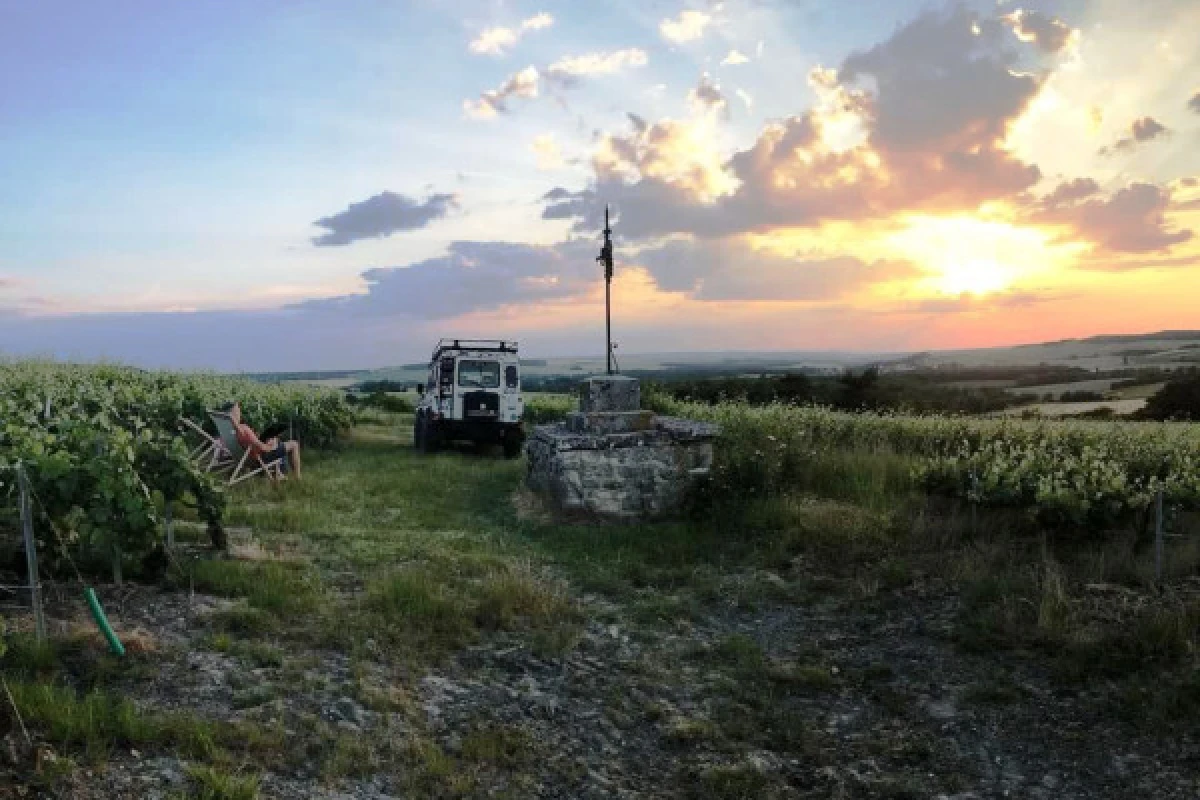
left=885, top=214, right=1062, bottom=298
left=937, top=259, right=1014, bottom=295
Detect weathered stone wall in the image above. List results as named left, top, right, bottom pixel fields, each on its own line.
left=579, top=375, right=640, bottom=413
left=526, top=418, right=718, bottom=518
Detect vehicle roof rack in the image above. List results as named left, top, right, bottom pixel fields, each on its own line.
left=432, top=339, right=519, bottom=359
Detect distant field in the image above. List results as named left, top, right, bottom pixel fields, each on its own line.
left=1000, top=398, right=1148, bottom=416
left=1009, top=378, right=1117, bottom=398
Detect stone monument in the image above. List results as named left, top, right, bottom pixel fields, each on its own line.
left=525, top=207, right=719, bottom=518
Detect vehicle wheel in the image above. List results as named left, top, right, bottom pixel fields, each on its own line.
left=414, top=413, right=427, bottom=453
left=422, top=420, right=441, bottom=453
left=502, top=436, right=523, bottom=459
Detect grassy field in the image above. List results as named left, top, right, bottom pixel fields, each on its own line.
left=3, top=409, right=1198, bottom=797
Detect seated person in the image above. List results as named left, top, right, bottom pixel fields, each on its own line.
left=221, top=401, right=302, bottom=479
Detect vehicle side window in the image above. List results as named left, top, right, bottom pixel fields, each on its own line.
left=505, top=365, right=518, bottom=389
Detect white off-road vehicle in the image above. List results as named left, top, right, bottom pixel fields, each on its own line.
left=414, top=339, right=525, bottom=458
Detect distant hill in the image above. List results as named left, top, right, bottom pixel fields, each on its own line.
left=898, top=331, right=1200, bottom=372
left=241, top=331, right=1200, bottom=387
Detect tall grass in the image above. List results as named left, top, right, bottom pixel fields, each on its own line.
left=523, top=393, right=575, bottom=425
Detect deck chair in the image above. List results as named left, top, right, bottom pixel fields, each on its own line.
left=179, top=416, right=234, bottom=472
left=208, top=411, right=286, bottom=485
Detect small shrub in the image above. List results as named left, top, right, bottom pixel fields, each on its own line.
left=460, top=721, right=536, bottom=767
left=184, top=764, right=261, bottom=800
left=368, top=570, right=471, bottom=638
left=186, top=559, right=322, bottom=616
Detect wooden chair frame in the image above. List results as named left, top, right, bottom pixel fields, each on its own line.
left=208, top=411, right=287, bottom=485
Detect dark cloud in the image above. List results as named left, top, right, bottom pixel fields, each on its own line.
left=1003, top=10, right=1074, bottom=53
left=544, top=6, right=1043, bottom=239
left=312, top=191, right=457, bottom=247
left=838, top=7, right=1038, bottom=154
left=1189, top=91, right=1200, bottom=114
left=637, top=238, right=917, bottom=301
left=1033, top=182, right=1193, bottom=253
left=1039, top=177, right=1100, bottom=207
left=687, top=74, right=728, bottom=118
left=1101, top=116, right=1170, bottom=154
left=299, top=240, right=597, bottom=319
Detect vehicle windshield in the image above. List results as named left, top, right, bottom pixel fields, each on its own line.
left=457, top=359, right=500, bottom=389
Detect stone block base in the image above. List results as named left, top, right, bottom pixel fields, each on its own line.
left=526, top=416, right=719, bottom=518
left=579, top=375, right=640, bottom=412
left=564, top=410, right=656, bottom=435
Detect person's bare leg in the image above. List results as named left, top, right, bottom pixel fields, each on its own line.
left=286, top=441, right=302, bottom=478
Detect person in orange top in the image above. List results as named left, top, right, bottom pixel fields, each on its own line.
left=221, top=401, right=302, bottom=479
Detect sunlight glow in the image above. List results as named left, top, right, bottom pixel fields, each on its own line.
left=886, top=214, right=1065, bottom=297
left=937, top=259, right=1013, bottom=296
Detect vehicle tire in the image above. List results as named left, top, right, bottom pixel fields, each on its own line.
left=422, top=419, right=441, bottom=453
left=414, top=413, right=427, bottom=453
left=502, top=435, right=523, bottom=459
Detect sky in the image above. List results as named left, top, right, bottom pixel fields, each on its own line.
left=1, top=0, right=1198, bottom=371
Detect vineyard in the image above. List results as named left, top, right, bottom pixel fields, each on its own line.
left=0, top=362, right=352, bottom=575
left=0, top=373, right=1197, bottom=797
left=646, top=394, right=1200, bottom=535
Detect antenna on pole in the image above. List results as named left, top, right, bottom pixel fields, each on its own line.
left=597, top=205, right=615, bottom=375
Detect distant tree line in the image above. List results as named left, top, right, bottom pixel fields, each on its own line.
left=1138, top=369, right=1200, bottom=421
left=652, top=368, right=1021, bottom=414
left=355, top=380, right=408, bottom=393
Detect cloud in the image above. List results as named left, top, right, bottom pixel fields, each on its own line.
left=735, top=88, right=754, bottom=110
left=838, top=7, right=1040, bottom=155
left=545, top=7, right=1044, bottom=239
left=1032, top=181, right=1193, bottom=253
left=637, top=237, right=917, bottom=301
left=311, top=192, right=457, bottom=246
left=1190, top=91, right=1200, bottom=113
left=469, top=12, right=553, bottom=56
left=910, top=289, right=1062, bottom=314
left=660, top=10, right=712, bottom=43
left=687, top=74, right=728, bottom=118
left=299, top=240, right=598, bottom=319
left=1101, top=116, right=1170, bottom=154
left=466, top=51, right=646, bottom=117
left=1002, top=9, right=1075, bottom=53
left=544, top=49, right=648, bottom=88
left=531, top=133, right=564, bottom=170
left=721, top=49, right=749, bottom=66
left=463, top=66, right=539, bottom=118
left=1039, top=177, right=1100, bottom=207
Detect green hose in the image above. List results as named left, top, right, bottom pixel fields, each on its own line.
left=85, top=588, right=125, bottom=656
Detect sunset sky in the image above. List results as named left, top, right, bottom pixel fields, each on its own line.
left=1, top=0, right=1198, bottom=370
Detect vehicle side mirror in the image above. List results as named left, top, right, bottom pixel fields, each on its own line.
left=417, top=383, right=425, bottom=395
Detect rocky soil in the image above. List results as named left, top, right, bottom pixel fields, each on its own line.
left=4, top=565, right=1197, bottom=799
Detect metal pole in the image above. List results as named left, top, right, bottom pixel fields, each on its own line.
left=1154, top=490, right=1164, bottom=583
left=606, top=278, right=612, bottom=375
left=17, top=465, right=47, bottom=642
left=599, top=204, right=614, bottom=376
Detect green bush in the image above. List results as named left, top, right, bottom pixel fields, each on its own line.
left=523, top=394, right=574, bottom=425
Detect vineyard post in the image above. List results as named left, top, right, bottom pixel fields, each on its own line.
left=1154, top=489, right=1164, bottom=584
left=970, top=471, right=978, bottom=534
left=165, top=501, right=174, bottom=549
left=17, top=464, right=47, bottom=642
